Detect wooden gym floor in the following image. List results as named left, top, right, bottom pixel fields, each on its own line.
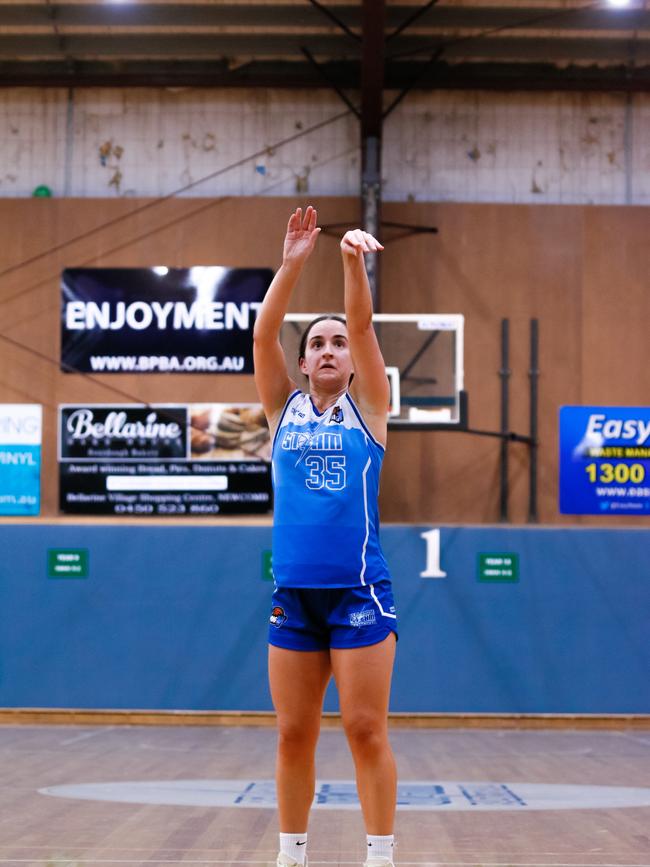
left=1, top=723, right=649, bottom=867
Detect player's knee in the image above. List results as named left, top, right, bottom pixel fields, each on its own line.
left=277, top=719, right=319, bottom=755
left=343, top=713, right=386, bottom=755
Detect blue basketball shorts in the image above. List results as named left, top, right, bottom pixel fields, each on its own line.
left=268, top=580, right=398, bottom=651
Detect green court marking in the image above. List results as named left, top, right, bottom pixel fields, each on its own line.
left=478, top=552, right=519, bottom=582
left=261, top=549, right=274, bottom=581
left=47, top=548, right=89, bottom=579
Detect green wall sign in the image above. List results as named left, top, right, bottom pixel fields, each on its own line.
left=47, top=549, right=89, bottom=579
left=261, top=550, right=274, bottom=582
left=478, top=552, right=519, bottom=582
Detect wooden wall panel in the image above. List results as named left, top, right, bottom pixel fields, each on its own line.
left=380, top=202, right=589, bottom=525
left=0, top=197, right=647, bottom=526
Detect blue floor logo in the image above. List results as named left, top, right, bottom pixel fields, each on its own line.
left=39, top=779, right=650, bottom=812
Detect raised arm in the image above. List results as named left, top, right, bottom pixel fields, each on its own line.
left=253, top=206, right=321, bottom=432
left=340, top=230, right=390, bottom=445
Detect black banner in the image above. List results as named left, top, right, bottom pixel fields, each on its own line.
left=61, top=267, right=272, bottom=374
left=59, top=404, right=272, bottom=516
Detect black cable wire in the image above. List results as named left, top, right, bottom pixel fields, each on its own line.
left=0, top=142, right=359, bottom=336
left=2, top=198, right=228, bottom=320
left=387, top=0, right=439, bottom=43
left=0, top=315, right=242, bottom=436
left=386, top=0, right=603, bottom=62
left=0, top=143, right=358, bottom=426
left=305, top=0, right=361, bottom=42
left=0, top=108, right=350, bottom=292
left=1, top=331, right=163, bottom=405
left=0, top=0, right=609, bottom=308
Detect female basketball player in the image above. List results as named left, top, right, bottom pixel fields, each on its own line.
left=253, top=206, right=397, bottom=867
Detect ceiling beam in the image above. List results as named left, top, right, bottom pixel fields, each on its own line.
left=0, top=33, right=647, bottom=64
left=1, top=59, right=649, bottom=92
left=0, top=4, right=647, bottom=32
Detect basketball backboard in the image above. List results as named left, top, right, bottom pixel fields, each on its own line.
left=281, top=314, right=466, bottom=429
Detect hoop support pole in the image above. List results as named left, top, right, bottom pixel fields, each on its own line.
left=528, top=318, right=540, bottom=523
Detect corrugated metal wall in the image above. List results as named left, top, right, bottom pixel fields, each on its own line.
left=1, top=88, right=649, bottom=204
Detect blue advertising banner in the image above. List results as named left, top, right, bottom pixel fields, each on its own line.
left=559, top=406, right=650, bottom=515
left=0, top=404, right=42, bottom=515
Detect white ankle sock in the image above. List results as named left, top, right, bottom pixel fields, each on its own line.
left=366, top=834, right=394, bottom=862
left=279, top=832, right=308, bottom=865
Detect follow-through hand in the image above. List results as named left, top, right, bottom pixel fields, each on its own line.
left=340, top=229, right=384, bottom=257
left=283, top=205, right=321, bottom=266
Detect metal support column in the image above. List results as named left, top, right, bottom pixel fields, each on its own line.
left=499, top=318, right=511, bottom=522
left=360, top=0, right=385, bottom=310
left=528, top=318, right=540, bottom=523
left=362, top=137, right=381, bottom=306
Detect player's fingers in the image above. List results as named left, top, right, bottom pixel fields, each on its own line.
left=362, top=231, right=383, bottom=250
left=341, top=238, right=363, bottom=256
left=303, top=205, right=313, bottom=229
left=354, top=229, right=371, bottom=252
left=308, top=207, right=318, bottom=231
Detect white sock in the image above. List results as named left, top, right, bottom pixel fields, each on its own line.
left=279, top=832, right=308, bottom=865
left=366, top=834, right=394, bottom=862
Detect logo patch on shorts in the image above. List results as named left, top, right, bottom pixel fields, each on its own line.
left=270, top=606, right=287, bottom=627
left=349, top=609, right=377, bottom=627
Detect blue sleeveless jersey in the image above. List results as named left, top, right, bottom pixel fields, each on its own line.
left=271, top=390, right=392, bottom=589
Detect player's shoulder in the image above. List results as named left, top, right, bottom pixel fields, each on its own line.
left=344, top=391, right=387, bottom=449
left=269, top=388, right=306, bottom=442
left=285, top=389, right=309, bottom=415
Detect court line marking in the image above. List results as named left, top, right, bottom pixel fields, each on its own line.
left=0, top=847, right=640, bottom=856
left=0, top=860, right=644, bottom=866
left=0, top=849, right=626, bottom=857
left=0, top=849, right=616, bottom=854
left=59, top=727, right=116, bottom=746
left=615, top=732, right=650, bottom=747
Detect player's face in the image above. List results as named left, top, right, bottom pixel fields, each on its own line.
left=299, top=319, right=353, bottom=390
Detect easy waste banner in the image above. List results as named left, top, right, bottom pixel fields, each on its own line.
left=0, top=404, right=42, bottom=516
left=559, top=406, right=650, bottom=515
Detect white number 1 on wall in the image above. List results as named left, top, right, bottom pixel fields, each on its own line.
left=420, top=528, right=447, bottom=578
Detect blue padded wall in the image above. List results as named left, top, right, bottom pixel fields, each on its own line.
left=0, top=525, right=648, bottom=713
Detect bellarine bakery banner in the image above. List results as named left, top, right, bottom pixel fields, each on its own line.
left=61, top=267, right=273, bottom=374
left=58, top=404, right=271, bottom=516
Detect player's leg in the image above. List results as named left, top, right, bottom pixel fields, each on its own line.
left=269, top=644, right=332, bottom=832
left=331, top=633, right=397, bottom=836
